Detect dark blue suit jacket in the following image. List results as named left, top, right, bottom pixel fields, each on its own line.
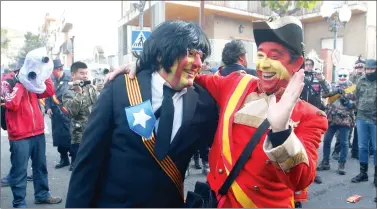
left=219, top=64, right=257, bottom=77
left=65, top=70, right=218, bottom=208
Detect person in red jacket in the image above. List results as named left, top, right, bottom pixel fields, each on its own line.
left=107, top=15, right=328, bottom=208
left=1, top=58, right=33, bottom=187
left=1, top=51, right=62, bottom=208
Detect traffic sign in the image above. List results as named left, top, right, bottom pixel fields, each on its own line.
left=331, top=49, right=341, bottom=67
left=131, top=30, right=151, bottom=51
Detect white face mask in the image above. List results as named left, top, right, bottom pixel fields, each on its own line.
left=336, top=69, right=349, bottom=84
left=18, top=47, right=53, bottom=93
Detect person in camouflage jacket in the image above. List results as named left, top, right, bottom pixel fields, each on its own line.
left=350, top=59, right=377, bottom=192
left=62, top=62, right=99, bottom=171
left=332, top=57, right=367, bottom=160
left=317, top=68, right=356, bottom=175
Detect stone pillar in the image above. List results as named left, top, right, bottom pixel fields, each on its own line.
left=150, top=1, right=165, bottom=30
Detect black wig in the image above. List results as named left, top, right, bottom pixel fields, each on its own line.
left=134, top=20, right=212, bottom=73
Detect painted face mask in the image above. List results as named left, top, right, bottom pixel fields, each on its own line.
left=18, top=47, right=53, bottom=94
left=256, top=42, right=302, bottom=96
left=161, top=49, right=204, bottom=90
left=336, top=69, right=349, bottom=84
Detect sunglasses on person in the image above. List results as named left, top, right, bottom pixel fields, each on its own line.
left=338, top=74, right=348, bottom=78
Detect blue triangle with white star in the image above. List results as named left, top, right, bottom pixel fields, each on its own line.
left=125, top=100, right=156, bottom=139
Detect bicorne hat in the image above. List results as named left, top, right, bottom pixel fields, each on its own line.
left=253, top=16, right=304, bottom=56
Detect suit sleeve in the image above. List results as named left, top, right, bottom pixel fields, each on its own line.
left=37, top=78, right=55, bottom=98
left=195, top=74, right=224, bottom=103
left=204, top=99, right=219, bottom=147
left=4, top=83, right=25, bottom=111
left=65, top=80, right=114, bottom=208
left=263, top=109, right=328, bottom=192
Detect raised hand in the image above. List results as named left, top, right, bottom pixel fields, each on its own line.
left=267, top=70, right=305, bottom=132
left=104, top=61, right=137, bottom=84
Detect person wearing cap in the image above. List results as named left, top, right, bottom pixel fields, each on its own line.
left=351, top=59, right=376, bottom=190
left=44, top=59, right=72, bottom=170
left=108, top=16, right=328, bottom=207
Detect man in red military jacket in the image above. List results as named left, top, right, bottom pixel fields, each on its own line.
left=106, top=16, right=328, bottom=208
left=193, top=16, right=328, bottom=208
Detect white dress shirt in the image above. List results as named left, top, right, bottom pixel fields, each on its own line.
left=151, top=72, right=187, bottom=143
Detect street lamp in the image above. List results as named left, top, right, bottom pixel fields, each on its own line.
left=131, top=1, right=146, bottom=30
left=320, top=3, right=351, bottom=82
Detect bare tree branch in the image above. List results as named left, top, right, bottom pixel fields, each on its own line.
left=274, top=1, right=285, bottom=10
left=284, top=0, right=291, bottom=9
left=286, top=7, right=301, bottom=16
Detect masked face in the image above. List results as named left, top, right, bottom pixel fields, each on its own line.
left=256, top=42, right=303, bottom=95
left=160, top=49, right=203, bottom=90
left=71, top=68, right=89, bottom=81
left=337, top=69, right=349, bottom=84
left=18, top=47, right=53, bottom=94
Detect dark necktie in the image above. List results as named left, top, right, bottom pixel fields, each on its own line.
left=155, top=85, right=178, bottom=160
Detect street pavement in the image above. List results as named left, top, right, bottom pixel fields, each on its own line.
left=1, top=115, right=376, bottom=208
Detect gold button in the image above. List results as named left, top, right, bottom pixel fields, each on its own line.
left=265, top=160, right=271, bottom=164
left=218, top=169, right=224, bottom=174
left=253, top=186, right=259, bottom=191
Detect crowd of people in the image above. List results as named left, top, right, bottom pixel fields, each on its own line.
left=1, top=14, right=376, bottom=208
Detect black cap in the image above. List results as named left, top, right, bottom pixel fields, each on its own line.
left=365, top=59, right=377, bottom=69
left=53, top=59, right=64, bottom=69
left=253, top=16, right=304, bottom=56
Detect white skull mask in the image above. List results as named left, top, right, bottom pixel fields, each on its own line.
left=18, top=47, right=53, bottom=94
left=336, top=68, right=349, bottom=84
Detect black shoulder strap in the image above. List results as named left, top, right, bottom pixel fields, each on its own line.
left=218, top=119, right=270, bottom=195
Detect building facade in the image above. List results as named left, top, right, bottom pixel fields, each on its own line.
left=118, top=1, right=376, bottom=70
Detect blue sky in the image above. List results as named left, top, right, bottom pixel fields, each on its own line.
left=1, top=1, right=120, bottom=60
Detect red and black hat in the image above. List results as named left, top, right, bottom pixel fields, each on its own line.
left=253, top=16, right=304, bottom=56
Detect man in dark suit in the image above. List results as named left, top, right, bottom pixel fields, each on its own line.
left=65, top=20, right=218, bottom=208
left=217, top=40, right=257, bottom=76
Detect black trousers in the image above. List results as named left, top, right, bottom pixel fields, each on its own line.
left=193, top=146, right=209, bottom=162
left=57, top=146, right=71, bottom=158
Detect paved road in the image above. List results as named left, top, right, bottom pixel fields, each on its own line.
left=1, top=116, right=376, bottom=208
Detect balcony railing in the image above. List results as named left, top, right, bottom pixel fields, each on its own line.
left=204, top=1, right=272, bottom=16
left=294, top=1, right=367, bottom=16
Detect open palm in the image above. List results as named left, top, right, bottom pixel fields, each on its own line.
left=267, top=70, right=305, bottom=132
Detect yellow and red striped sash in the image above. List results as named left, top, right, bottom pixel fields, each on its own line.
left=51, top=94, right=70, bottom=115
left=39, top=99, right=46, bottom=106
left=124, top=75, right=184, bottom=199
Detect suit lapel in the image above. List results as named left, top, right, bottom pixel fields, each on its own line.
left=135, top=70, right=153, bottom=102
left=169, top=86, right=199, bottom=153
